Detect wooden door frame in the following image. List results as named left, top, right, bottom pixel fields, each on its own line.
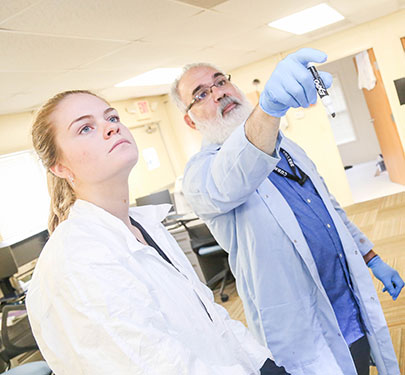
left=354, top=48, right=405, bottom=184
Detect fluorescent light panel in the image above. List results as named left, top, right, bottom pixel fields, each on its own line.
left=268, top=3, right=344, bottom=35
left=115, top=67, right=182, bottom=87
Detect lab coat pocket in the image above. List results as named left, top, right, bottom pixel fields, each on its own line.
left=259, top=295, right=324, bottom=367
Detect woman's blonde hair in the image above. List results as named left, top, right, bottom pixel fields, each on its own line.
left=32, top=90, right=108, bottom=233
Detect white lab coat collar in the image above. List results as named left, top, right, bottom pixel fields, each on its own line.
left=69, top=200, right=173, bottom=251
left=129, top=203, right=172, bottom=225
left=70, top=199, right=171, bottom=227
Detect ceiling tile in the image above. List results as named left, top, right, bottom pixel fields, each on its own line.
left=99, top=86, right=170, bottom=104
left=0, top=91, right=47, bottom=114
left=1, top=0, right=200, bottom=40
left=329, top=0, right=397, bottom=16
left=48, top=70, right=138, bottom=92
left=147, top=9, right=255, bottom=46
left=175, top=0, right=229, bottom=8
left=0, top=69, right=147, bottom=114
left=172, top=45, right=270, bottom=72
left=213, top=0, right=322, bottom=26
left=0, top=71, right=61, bottom=100
left=213, top=25, right=296, bottom=53
left=0, top=32, right=126, bottom=71
left=80, top=40, right=188, bottom=72
left=345, top=3, right=398, bottom=24
left=0, top=0, right=41, bottom=24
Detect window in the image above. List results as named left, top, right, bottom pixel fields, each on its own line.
left=0, top=150, right=49, bottom=246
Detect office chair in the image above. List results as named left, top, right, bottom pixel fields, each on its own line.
left=181, top=222, right=232, bottom=302
left=0, top=248, right=19, bottom=301
left=0, top=303, right=39, bottom=372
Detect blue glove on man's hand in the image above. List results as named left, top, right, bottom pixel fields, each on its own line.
left=259, top=48, right=333, bottom=117
left=368, top=255, right=404, bottom=300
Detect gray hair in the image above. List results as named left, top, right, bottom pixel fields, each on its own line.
left=170, top=62, right=225, bottom=113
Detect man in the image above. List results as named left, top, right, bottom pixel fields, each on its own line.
left=170, top=48, right=404, bottom=375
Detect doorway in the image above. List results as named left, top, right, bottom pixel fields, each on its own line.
left=321, top=50, right=405, bottom=203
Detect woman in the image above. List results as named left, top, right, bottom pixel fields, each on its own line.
left=26, top=90, right=274, bottom=374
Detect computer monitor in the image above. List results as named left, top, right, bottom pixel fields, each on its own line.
left=135, top=189, right=175, bottom=212
left=10, top=230, right=48, bottom=268
left=0, top=246, right=19, bottom=298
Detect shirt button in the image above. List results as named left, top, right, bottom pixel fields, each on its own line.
left=326, top=224, right=331, bottom=228
left=339, top=253, right=343, bottom=258
left=337, top=333, right=342, bottom=337
left=355, top=250, right=358, bottom=255
left=265, top=195, right=269, bottom=198
left=307, top=198, right=311, bottom=203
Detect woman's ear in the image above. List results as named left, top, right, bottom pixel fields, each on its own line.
left=184, top=114, right=196, bottom=130
left=50, top=162, right=71, bottom=180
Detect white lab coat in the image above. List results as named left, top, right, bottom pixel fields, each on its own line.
left=26, top=199, right=270, bottom=375
left=182, top=126, right=399, bottom=375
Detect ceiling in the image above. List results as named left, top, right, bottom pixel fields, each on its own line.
left=1, top=0, right=404, bottom=115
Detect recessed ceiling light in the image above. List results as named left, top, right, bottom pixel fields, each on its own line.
left=268, top=3, right=344, bottom=35
left=115, top=67, right=182, bottom=87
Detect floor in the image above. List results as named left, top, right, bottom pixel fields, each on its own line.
left=214, top=191, right=405, bottom=374
left=345, top=160, right=405, bottom=203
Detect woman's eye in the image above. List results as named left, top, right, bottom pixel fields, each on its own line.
left=79, top=125, right=92, bottom=134
left=109, top=115, right=119, bottom=122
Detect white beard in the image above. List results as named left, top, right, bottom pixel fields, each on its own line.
left=189, top=92, right=253, bottom=145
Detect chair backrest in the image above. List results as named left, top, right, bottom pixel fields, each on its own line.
left=184, top=223, right=218, bottom=252
left=0, top=356, right=8, bottom=373
left=1, top=303, right=38, bottom=364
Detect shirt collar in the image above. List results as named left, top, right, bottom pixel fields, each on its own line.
left=201, top=137, right=221, bottom=149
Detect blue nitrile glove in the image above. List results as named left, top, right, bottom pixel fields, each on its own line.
left=259, top=48, right=333, bottom=117
left=368, top=255, right=404, bottom=300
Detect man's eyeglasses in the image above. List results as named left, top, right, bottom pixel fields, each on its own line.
left=186, top=74, right=231, bottom=112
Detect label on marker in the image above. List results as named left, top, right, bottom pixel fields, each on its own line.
left=308, top=66, right=328, bottom=98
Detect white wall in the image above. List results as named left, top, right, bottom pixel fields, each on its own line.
left=322, top=55, right=382, bottom=166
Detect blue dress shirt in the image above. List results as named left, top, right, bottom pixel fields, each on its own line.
left=269, top=150, right=364, bottom=345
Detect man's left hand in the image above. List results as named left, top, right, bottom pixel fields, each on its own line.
left=368, top=255, right=404, bottom=300
left=258, top=48, right=332, bottom=118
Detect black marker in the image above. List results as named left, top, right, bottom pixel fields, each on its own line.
left=307, top=63, right=336, bottom=118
